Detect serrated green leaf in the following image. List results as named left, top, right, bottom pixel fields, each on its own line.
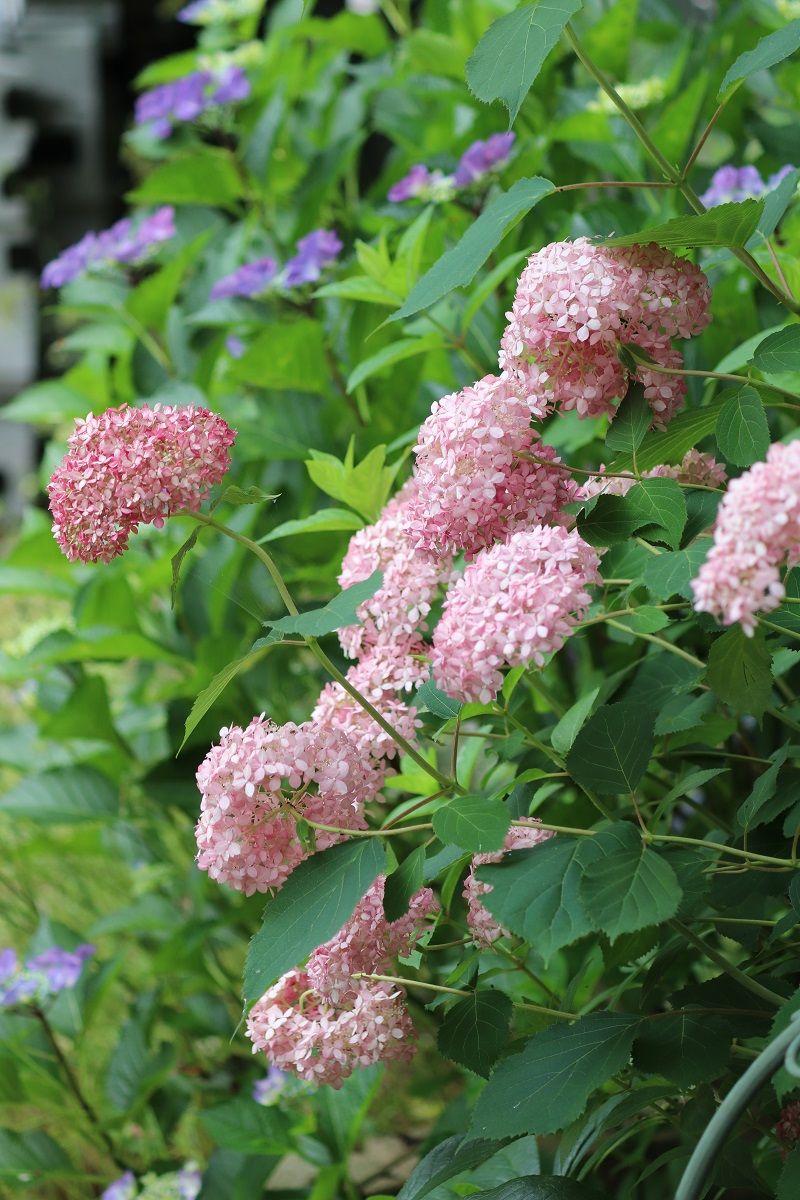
left=390, top=177, right=554, bottom=322
left=432, top=795, right=511, bottom=853
left=604, top=386, right=650, bottom=455
left=604, top=200, right=764, bottom=250
left=470, top=1013, right=639, bottom=1138
left=706, top=626, right=773, bottom=718
left=752, top=325, right=800, bottom=376
left=180, top=641, right=279, bottom=750
left=550, top=687, right=600, bottom=755
left=643, top=539, right=711, bottom=600
left=244, top=840, right=386, bottom=1000
left=633, top=1013, right=730, bottom=1087
left=219, top=485, right=279, bottom=507
left=265, top=571, right=382, bottom=638
left=719, top=19, right=800, bottom=95
left=580, top=823, right=682, bottom=941
left=567, top=702, right=655, bottom=794
left=716, top=385, right=770, bottom=466
left=608, top=399, right=725, bottom=475
left=579, top=478, right=686, bottom=549
left=737, top=744, right=791, bottom=830
left=437, top=990, right=512, bottom=1078
left=465, top=0, right=582, bottom=123
left=397, top=1135, right=510, bottom=1200
left=415, top=678, right=463, bottom=720
left=612, top=607, right=670, bottom=634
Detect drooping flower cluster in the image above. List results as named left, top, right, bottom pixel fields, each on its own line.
left=579, top=449, right=727, bottom=501
left=692, top=440, right=800, bottom=634
left=195, top=716, right=376, bottom=895
left=48, top=404, right=235, bottom=563
left=0, top=943, right=95, bottom=1007
left=41, top=207, right=175, bottom=288
left=402, top=373, right=576, bottom=559
left=135, top=66, right=250, bottom=139
left=210, top=230, right=342, bottom=300
left=499, top=237, right=711, bottom=425
left=464, top=821, right=553, bottom=946
left=700, top=163, right=795, bottom=208
left=388, top=133, right=515, bottom=203
left=431, top=526, right=601, bottom=703
left=246, top=879, right=438, bottom=1087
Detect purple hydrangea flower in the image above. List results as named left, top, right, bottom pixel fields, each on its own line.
left=283, top=229, right=343, bottom=287
left=177, top=0, right=210, bottom=19
left=700, top=162, right=795, bottom=207
left=225, top=335, right=246, bottom=358
left=101, top=1171, right=137, bottom=1200
left=454, top=132, right=515, bottom=187
left=211, top=65, right=251, bottom=105
left=41, top=208, right=175, bottom=289
left=388, top=164, right=434, bottom=203
left=0, top=948, right=17, bottom=983
left=177, top=1163, right=203, bottom=1199
left=252, top=1067, right=286, bottom=1104
left=211, top=256, right=277, bottom=300
left=0, top=976, right=38, bottom=1008
left=135, top=66, right=249, bottom=140
left=26, top=944, right=95, bottom=993
left=767, top=164, right=796, bottom=190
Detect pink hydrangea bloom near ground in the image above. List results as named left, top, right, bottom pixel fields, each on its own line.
left=48, top=403, right=235, bottom=562
left=402, top=374, right=576, bottom=559
left=464, top=821, right=553, bottom=946
left=431, top=526, right=601, bottom=703
left=692, top=440, right=800, bottom=635
left=195, top=716, right=374, bottom=895
left=579, top=450, right=727, bottom=501
left=499, top=238, right=710, bottom=425
left=247, top=881, right=436, bottom=1087
left=337, top=479, right=452, bottom=660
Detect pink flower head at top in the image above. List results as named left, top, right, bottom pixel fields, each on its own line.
left=692, top=440, right=800, bottom=635
left=431, top=526, right=601, bottom=703
left=464, top=820, right=553, bottom=946
left=402, top=373, right=576, bottom=559
left=48, top=404, right=235, bottom=563
left=499, top=237, right=711, bottom=426
left=246, top=879, right=438, bottom=1086
left=195, top=716, right=376, bottom=896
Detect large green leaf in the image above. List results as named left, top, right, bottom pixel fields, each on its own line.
left=465, top=0, right=582, bottom=123
left=643, top=539, right=711, bottom=600
left=179, top=640, right=281, bottom=750
left=432, top=794, right=511, bottom=853
left=706, top=626, right=773, bottom=718
left=633, top=1013, right=731, bottom=1088
left=127, top=148, right=244, bottom=207
left=201, top=1100, right=294, bottom=1154
left=231, top=319, right=329, bottom=393
left=752, top=325, right=800, bottom=376
left=265, top=571, right=382, bottom=638
left=566, top=703, right=655, bottom=794
left=579, top=823, right=682, bottom=941
left=397, top=1135, right=509, bottom=1200
left=715, top=385, right=769, bottom=466
left=244, top=839, right=386, bottom=1000
left=608, top=399, right=725, bottom=474
left=0, top=1129, right=68, bottom=1180
left=437, top=990, right=513, bottom=1078
left=737, top=744, right=791, bottom=831
left=0, top=766, right=118, bottom=823
left=477, top=836, right=601, bottom=962
left=604, top=386, right=650, bottom=455
left=719, top=19, right=800, bottom=95
left=390, top=177, right=554, bottom=321
left=605, top=200, right=764, bottom=250
left=470, top=1013, right=639, bottom=1137
left=578, top=478, right=686, bottom=549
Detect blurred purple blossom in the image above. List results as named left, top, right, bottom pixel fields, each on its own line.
left=211, top=256, right=277, bottom=299
left=0, top=948, right=17, bottom=983
left=211, top=65, right=250, bottom=105
left=135, top=67, right=251, bottom=140
left=101, top=1171, right=137, bottom=1200
left=283, top=229, right=343, bottom=287
left=177, top=0, right=210, bottom=19
left=454, top=132, right=515, bottom=187
left=389, top=133, right=515, bottom=204
left=700, top=162, right=796, bottom=207
left=225, top=335, right=246, bottom=358
left=0, top=943, right=94, bottom=1007
left=177, top=1163, right=203, bottom=1199
left=252, top=1067, right=286, bottom=1103
left=388, top=164, right=435, bottom=203
left=41, top=207, right=176, bottom=288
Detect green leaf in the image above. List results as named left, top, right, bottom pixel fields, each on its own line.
left=232, top=319, right=329, bottom=393
left=105, top=1019, right=176, bottom=1115
left=579, top=479, right=686, bottom=549
left=567, top=702, right=655, bottom=794
left=719, top=19, right=800, bottom=95
left=437, top=990, right=512, bottom=1078
left=604, top=200, right=764, bottom=250
left=260, top=508, right=364, bottom=543
left=244, top=839, right=386, bottom=1000
left=383, top=846, right=426, bottom=921
left=0, top=766, right=117, bottom=823
left=477, top=836, right=601, bottom=962
left=219, top=485, right=279, bottom=507
left=579, top=823, right=682, bottom=941
left=604, top=386, right=650, bottom=455
left=747, top=168, right=800, bottom=248
left=347, top=334, right=444, bottom=392
left=737, top=744, right=791, bottom=830
left=170, top=526, right=200, bottom=607
left=643, top=539, right=711, bottom=600
left=180, top=641, right=280, bottom=751
left=474, top=1181, right=603, bottom=1200
left=608, top=399, right=725, bottom=475
left=465, top=0, right=582, bottom=123
left=470, top=1013, right=639, bottom=1138
left=201, top=1099, right=294, bottom=1154
left=127, top=232, right=209, bottom=330
left=611, top=607, right=670, bottom=635
left=550, top=687, right=600, bottom=755
left=706, top=626, right=773, bottom=718
left=415, top=678, right=463, bottom=720
left=715, top=386, right=770, bottom=466
left=432, top=795, right=511, bottom=853
left=306, top=444, right=396, bottom=522
left=265, top=571, right=382, bottom=638
left=779, top=1145, right=800, bottom=1200
left=127, top=148, right=244, bottom=206
left=752, top=325, right=800, bottom=376
left=0, top=379, right=91, bottom=425
left=390, top=177, right=554, bottom=322
left=397, top=1135, right=510, bottom=1200
left=0, top=1129, right=68, bottom=1180
left=633, top=1014, right=731, bottom=1088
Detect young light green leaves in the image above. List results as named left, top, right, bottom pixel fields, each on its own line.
left=605, top=200, right=765, bottom=251
left=719, top=19, right=800, bottom=96
left=466, top=0, right=582, bottom=124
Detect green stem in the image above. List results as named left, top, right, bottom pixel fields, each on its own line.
left=354, top=972, right=574, bottom=1020
left=621, top=354, right=800, bottom=405
left=669, top=920, right=787, bottom=1007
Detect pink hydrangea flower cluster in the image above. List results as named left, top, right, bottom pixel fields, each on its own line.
left=195, top=716, right=376, bottom=895
left=464, top=821, right=553, bottom=946
left=431, top=526, right=601, bottom=703
left=402, top=374, right=577, bottom=559
left=48, top=404, right=235, bottom=563
left=579, top=449, right=727, bottom=502
left=246, top=880, right=438, bottom=1087
left=692, top=440, right=800, bottom=635
left=499, top=238, right=711, bottom=426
